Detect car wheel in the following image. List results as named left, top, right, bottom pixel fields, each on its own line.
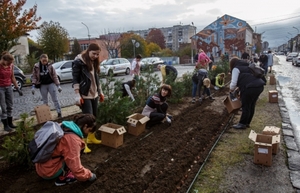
left=12, top=78, right=23, bottom=91
left=125, top=68, right=130, bottom=75
left=108, top=70, right=114, bottom=77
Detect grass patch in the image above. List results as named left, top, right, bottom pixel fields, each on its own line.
left=191, top=76, right=281, bottom=192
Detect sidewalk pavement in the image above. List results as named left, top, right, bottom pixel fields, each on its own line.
left=0, top=105, right=81, bottom=136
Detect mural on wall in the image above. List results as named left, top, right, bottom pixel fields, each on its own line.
left=193, top=14, right=251, bottom=57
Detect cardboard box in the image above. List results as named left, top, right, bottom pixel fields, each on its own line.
left=99, top=123, right=126, bottom=148
left=127, top=113, right=150, bottom=136
left=223, top=95, right=242, bottom=113
left=249, top=130, right=280, bottom=166
left=262, top=126, right=281, bottom=155
left=34, top=104, right=52, bottom=124
left=269, top=75, right=276, bottom=85
left=268, top=90, right=278, bottom=103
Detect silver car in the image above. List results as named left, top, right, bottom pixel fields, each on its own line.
left=52, top=60, right=73, bottom=81
left=292, top=55, right=300, bottom=66
left=286, top=52, right=298, bottom=61
left=100, top=58, right=131, bottom=76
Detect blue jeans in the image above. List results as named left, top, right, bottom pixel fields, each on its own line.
left=0, top=86, right=13, bottom=119
left=192, top=81, right=203, bottom=98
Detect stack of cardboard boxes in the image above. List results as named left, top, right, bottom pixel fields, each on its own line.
left=248, top=126, right=281, bottom=166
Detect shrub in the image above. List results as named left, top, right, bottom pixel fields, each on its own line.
left=1, top=113, right=35, bottom=167
left=208, top=60, right=229, bottom=80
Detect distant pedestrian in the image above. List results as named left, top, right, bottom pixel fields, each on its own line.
left=157, top=64, right=178, bottom=84
left=258, top=54, right=268, bottom=75
left=267, top=50, right=273, bottom=73
left=130, top=54, right=142, bottom=81
left=72, top=43, right=104, bottom=153
left=0, top=51, right=23, bottom=132
left=241, top=51, right=250, bottom=61
left=31, top=54, right=62, bottom=118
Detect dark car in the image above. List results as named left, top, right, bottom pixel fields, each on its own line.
left=140, top=57, right=165, bottom=71
left=12, top=66, right=26, bottom=90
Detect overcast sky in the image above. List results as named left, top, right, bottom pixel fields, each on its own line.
left=19, top=0, right=300, bottom=48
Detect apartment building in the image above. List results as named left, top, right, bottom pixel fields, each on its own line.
left=129, top=24, right=196, bottom=51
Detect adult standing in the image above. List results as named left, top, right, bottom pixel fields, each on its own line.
left=157, top=64, right=178, bottom=84
left=229, top=58, right=265, bottom=129
left=130, top=54, right=142, bottom=81
left=0, top=52, right=23, bottom=132
left=72, top=43, right=104, bottom=153
left=31, top=54, right=62, bottom=118
left=258, top=54, right=268, bottom=75
left=267, top=50, right=273, bottom=73
left=241, top=51, right=250, bottom=61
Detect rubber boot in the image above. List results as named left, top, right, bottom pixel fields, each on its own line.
left=7, top=117, right=17, bottom=128
left=83, top=138, right=91, bottom=154
left=1, top=119, right=12, bottom=132
left=87, top=132, right=102, bottom=144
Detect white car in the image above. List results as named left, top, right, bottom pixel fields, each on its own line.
left=52, top=60, right=73, bottom=81
left=286, top=52, right=298, bottom=61
left=100, top=58, right=131, bottom=76
left=292, top=55, right=300, bottom=66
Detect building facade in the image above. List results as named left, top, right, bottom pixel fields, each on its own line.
left=129, top=24, right=196, bottom=51
left=10, top=34, right=29, bottom=66
left=192, top=14, right=255, bottom=58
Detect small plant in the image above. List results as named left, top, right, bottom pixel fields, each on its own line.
left=97, top=75, right=135, bottom=126
left=1, top=113, right=35, bottom=168
left=208, top=60, right=229, bottom=80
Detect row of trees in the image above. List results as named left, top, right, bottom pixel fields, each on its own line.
left=1, top=0, right=193, bottom=69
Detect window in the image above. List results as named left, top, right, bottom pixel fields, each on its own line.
left=80, top=44, right=89, bottom=51
left=62, top=62, right=72, bottom=69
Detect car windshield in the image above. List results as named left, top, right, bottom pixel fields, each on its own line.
left=102, top=59, right=115, bottom=65
left=52, top=61, right=65, bottom=69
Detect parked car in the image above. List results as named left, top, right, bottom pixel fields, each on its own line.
left=286, top=52, right=298, bottom=61
left=52, top=60, right=73, bottom=81
left=275, top=51, right=285, bottom=55
left=292, top=55, right=300, bottom=66
left=12, top=66, right=26, bottom=90
left=140, top=57, right=165, bottom=71
left=100, top=58, right=131, bottom=76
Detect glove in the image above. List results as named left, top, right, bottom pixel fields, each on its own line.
left=16, top=88, right=23, bottom=96
left=132, top=98, right=135, bottom=102
left=31, top=85, right=35, bottom=95
left=99, top=94, right=105, bottom=102
left=89, top=173, right=97, bottom=181
left=57, top=86, right=62, bottom=93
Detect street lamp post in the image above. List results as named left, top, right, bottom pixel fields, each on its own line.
left=131, top=39, right=136, bottom=58
left=293, top=26, right=299, bottom=52
left=288, top=32, right=293, bottom=52
left=81, top=22, right=91, bottom=44
left=191, top=22, right=196, bottom=64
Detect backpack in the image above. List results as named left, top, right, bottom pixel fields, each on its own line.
left=248, top=63, right=265, bottom=78
left=28, top=121, right=64, bottom=163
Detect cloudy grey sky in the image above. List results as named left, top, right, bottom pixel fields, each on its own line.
left=19, top=0, right=300, bottom=48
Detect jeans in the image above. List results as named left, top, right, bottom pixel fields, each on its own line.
left=40, top=83, right=61, bottom=114
left=192, top=81, right=203, bottom=98
left=0, top=86, right=13, bottom=119
left=82, top=97, right=99, bottom=118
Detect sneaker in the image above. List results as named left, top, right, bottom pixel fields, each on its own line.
left=58, top=113, right=62, bottom=118
left=167, top=115, right=173, bottom=120
left=199, top=98, right=203, bottom=103
left=209, top=96, right=215, bottom=100
left=191, top=98, right=196, bottom=103
left=214, top=86, right=219, bottom=90
left=166, top=116, right=172, bottom=124
left=55, top=171, right=77, bottom=186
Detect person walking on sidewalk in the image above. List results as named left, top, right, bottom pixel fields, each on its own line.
left=130, top=54, right=142, bottom=81
left=31, top=54, right=62, bottom=118
left=35, top=114, right=97, bottom=186
left=72, top=43, right=104, bottom=153
left=267, top=50, right=273, bottom=73
left=157, top=64, right=178, bottom=84
left=0, top=51, right=23, bottom=132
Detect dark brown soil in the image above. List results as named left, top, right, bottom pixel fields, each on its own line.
left=0, top=89, right=231, bottom=193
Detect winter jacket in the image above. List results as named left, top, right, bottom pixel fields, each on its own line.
left=31, top=62, right=60, bottom=86
left=72, top=55, right=103, bottom=97
left=35, top=121, right=92, bottom=181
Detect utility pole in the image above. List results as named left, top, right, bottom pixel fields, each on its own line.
left=81, top=22, right=91, bottom=45
left=293, top=26, right=299, bottom=52
left=191, top=22, right=196, bottom=64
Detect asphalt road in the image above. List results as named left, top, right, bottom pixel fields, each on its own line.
left=11, top=65, right=195, bottom=119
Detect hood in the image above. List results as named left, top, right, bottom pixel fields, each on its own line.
left=61, top=121, right=84, bottom=138
left=75, top=54, right=86, bottom=64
